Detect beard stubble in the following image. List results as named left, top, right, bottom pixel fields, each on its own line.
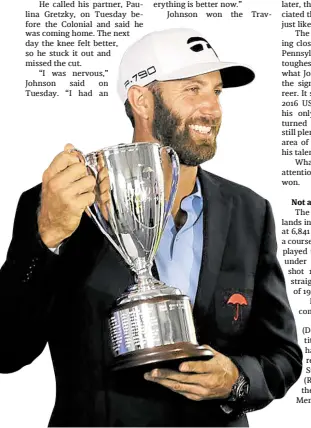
left=151, top=90, right=220, bottom=166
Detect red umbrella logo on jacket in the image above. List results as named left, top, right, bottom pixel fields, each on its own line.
left=227, top=293, right=248, bottom=321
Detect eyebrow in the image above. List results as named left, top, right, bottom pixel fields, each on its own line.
left=180, top=77, right=223, bottom=88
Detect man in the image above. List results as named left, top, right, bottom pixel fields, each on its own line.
left=0, top=28, right=302, bottom=427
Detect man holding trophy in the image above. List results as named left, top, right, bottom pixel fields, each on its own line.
left=0, top=28, right=302, bottom=427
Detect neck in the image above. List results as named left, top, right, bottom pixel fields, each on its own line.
left=179, top=164, right=198, bottom=191
left=163, top=159, right=198, bottom=218
left=172, top=165, right=198, bottom=217
left=133, top=128, right=154, bottom=144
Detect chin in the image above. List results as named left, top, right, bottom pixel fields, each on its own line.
left=179, top=152, right=216, bottom=166
left=168, top=148, right=216, bottom=166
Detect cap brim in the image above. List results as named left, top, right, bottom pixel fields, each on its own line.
left=158, top=62, right=255, bottom=88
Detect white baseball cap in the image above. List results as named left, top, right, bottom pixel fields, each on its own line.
left=117, top=28, right=255, bottom=103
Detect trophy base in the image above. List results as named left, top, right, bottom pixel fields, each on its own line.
left=112, top=342, right=213, bottom=371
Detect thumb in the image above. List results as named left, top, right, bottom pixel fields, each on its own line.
left=178, top=345, right=217, bottom=373
left=64, top=143, right=75, bottom=152
left=64, top=144, right=85, bottom=164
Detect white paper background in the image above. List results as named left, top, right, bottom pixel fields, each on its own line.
left=0, top=0, right=308, bottom=426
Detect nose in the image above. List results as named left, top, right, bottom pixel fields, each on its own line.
left=197, top=92, right=222, bottom=119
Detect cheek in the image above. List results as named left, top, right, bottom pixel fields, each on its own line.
left=215, top=101, right=222, bottom=120
left=171, top=104, right=196, bottom=126
left=168, top=93, right=195, bottom=110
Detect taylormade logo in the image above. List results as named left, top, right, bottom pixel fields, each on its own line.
left=187, top=37, right=218, bottom=58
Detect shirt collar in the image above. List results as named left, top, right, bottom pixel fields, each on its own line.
left=166, top=176, right=203, bottom=233
left=180, top=177, right=203, bottom=217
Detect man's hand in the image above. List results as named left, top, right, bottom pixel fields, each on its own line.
left=144, top=346, right=239, bottom=401
left=96, top=152, right=110, bottom=221
left=38, top=143, right=96, bottom=248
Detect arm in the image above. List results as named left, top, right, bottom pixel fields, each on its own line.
left=0, top=189, right=61, bottom=373
left=0, top=144, right=96, bottom=374
left=230, top=199, right=303, bottom=409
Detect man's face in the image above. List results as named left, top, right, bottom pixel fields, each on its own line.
left=151, top=71, right=222, bottom=166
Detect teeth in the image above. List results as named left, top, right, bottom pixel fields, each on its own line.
left=189, top=124, right=211, bottom=134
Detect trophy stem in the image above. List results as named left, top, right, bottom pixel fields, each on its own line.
left=132, top=258, right=155, bottom=290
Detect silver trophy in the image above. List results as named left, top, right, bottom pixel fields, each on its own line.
left=80, top=142, right=213, bottom=370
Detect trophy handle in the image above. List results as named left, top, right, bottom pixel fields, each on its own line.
left=161, top=146, right=180, bottom=228
left=70, top=148, right=133, bottom=267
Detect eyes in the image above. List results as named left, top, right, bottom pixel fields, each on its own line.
left=185, top=86, right=222, bottom=96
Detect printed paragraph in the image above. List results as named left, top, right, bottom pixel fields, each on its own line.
left=152, top=0, right=272, bottom=20
left=24, top=0, right=145, bottom=97
left=281, top=0, right=311, bottom=185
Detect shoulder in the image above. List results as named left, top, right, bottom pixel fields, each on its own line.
left=200, top=169, right=265, bottom=201
left=199, top=169, right=268, bottom=218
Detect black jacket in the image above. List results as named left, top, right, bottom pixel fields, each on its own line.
left=0, top=169, right=302, bottom=427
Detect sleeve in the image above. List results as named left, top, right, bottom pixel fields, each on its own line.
left=0, top=190, right=62, bottom=373
left=229, top=199, right=303, bottom=413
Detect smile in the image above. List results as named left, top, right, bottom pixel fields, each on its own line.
left=189, top=124, right=212, bottom=135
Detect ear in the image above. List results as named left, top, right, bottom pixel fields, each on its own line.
left=127, top=85, right=154, bottom=121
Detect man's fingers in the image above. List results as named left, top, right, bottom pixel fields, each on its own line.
left=77, top=191, right=96, bottom=208
left=146, top=369, right=210, bottom=385
left=179, top=360, right=213, bottom=374
left=99, top=192, right=110, bottom=207
left=64, top=143, right=75, bottom=152
left=144, top=373, right=208, bottom=396
left=180, top=392, right=204, bottom=401
left=98, top=166, right=109, bottom=183
left=60, top=164, right=90, bottom=186
left=100, top=205, right=110, bottom=222
left=97, top=152, right=106, bottom=169
left=179, top=347, right=218, bottom=373
left=44, top=151, right=81, bottom=181
left=65, top=175, right=96, bottom=197
left=144, top=350, right=236, bottom=401
left=97, top=172, right=110, bottom=208
left=48, top=163, right=88, bottom=192
left=98, top=175, right=110, bottom=195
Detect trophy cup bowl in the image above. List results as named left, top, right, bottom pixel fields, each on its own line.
left=81, top=142, right=213, bottom=370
